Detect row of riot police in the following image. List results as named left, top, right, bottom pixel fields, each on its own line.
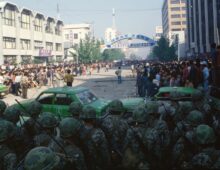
left=1, top=88, right=220, bottom=170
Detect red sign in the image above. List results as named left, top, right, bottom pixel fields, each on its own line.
left=39, top=49, right=52, bottom=57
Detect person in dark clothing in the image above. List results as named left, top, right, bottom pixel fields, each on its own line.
left=188, top=60, right=197, bottom=88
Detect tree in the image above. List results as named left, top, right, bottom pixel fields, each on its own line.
left=73, top=35, right=102, bottom=63
left=152, top=37, right=177, bottom=62
left=102, top=49, right=125, bottom=61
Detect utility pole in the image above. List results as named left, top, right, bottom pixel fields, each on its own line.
left=112, top=8, right=116, bottom=30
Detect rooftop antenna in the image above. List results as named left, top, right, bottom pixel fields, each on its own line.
left=112, top=8, right=116, bottom=30
left=57, top=3, right=60, bottom=20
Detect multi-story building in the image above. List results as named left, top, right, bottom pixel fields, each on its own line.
left=162, top=0, right=187, bottom=38
left=63, top=24, right=91, bottom=48
left=154, top=26, right=163, bottom=41
left=63, top=24, right=91, bottom=61
left=0, top=1, right=64, bottom=65
left=186, top=0, right=220, bottom=55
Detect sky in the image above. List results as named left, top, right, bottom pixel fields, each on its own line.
left=8, top=0, right=163, bottom=39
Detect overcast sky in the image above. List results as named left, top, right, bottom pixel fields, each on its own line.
left=8, top=0, right=163, bottom=38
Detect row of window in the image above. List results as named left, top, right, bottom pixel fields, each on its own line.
left=65, top=33, right=79, bottom=40
left=171, top=0, right=186, bottom=4
left=2, top=7, right=62, bottom=35
left=171, top=21, right=187, bottom=25
left=171, top=7, right=186, bottom=11
left=3, top=37, right=62, bottom=51
left=171, top=14, right=186, bottom=18
left=3, top=55, right=63, bottom=64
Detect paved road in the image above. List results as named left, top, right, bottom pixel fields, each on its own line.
left=3, top=68, right=137, bottom=106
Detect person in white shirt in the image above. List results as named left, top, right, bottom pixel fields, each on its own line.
left=0, top=73, right=4, bottom=84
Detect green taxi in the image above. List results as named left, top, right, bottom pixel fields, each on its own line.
left=154, top=87, right=199, bottom=101
left=14, top=86, right=143, bottom=118
left=0, top=84, right=9, bottom=98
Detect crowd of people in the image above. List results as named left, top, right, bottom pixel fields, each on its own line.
left=0, top=88, right=220, bottom=170
left=0, top=62, right=113, bottom=98
left=134, top=59, right=214, bottom=97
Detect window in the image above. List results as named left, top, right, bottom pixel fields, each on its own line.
left=34, top=17, right=43, bottom=32
left=182, top=7, right=186, bottom=10
left=182, top=14, right=186, bottom=18
left=20, top=39, right=31, bottom=50
left=37, top=93, right=55, bottom=104
left=74, top=33, right=78, bottom=39
left=171, top=21, right=181, bottom=25
left=46, top=42, right=53, bottom=50
left=4, top=56, right=16, bottom=64
left=182, top=21, right=187, bottom=25
left=3, top=37, right=16, bottom=49
left=3, top=6, right=15, bottom=26
left=171, top=0, right=180, bottom=4
left=21, top=12, right=31, bottom=29
left=172, top=28, right=181, bottom=31
left=55, top=24, right=62, bottom=35
left=171, top=14, right=181, bottom=18
left=56, top=56, right=62, bottom=62
left=3, top=7, right=15, bottom=26
left=56, top=43, right=62, bottom=51
left=46, top=20, right=54, bottom=34
left=171, top=7, right=180, bottom=11
left=54, top=94, right=73, bottom=105
left=65, top=34, right=69, bottom=40
left=34, top=41, right=43, bottom=50
left=76, top=90, right=98, bottom=104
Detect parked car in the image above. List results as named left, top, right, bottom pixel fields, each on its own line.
left=12, top=86, right=144, bottom=118
left=153, top=87, right=200, bottom=101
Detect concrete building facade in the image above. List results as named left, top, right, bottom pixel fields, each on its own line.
left=63, top=23, right=92, bottom=48
left=63, top=24, right=92, bottom=61
left=186, top=0, right=220, bottom=55
left=0, top=1, right=64, bottom=65
left=162, top=0, right=187, bottom=38
left=154, top=26, right=163, bottom=41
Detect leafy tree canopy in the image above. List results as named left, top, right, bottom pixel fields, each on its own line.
left=152, top=37, right=177, bottom=62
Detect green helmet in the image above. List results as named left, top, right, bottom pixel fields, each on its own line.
left=0, top=100, right=7, bottom=115
left=69, top=102, right=83, bottom=117
left=0, top=120, right=15, bottom=142
left=178, top=101, right=195, bottom=114
left=4, top=107, right=20, bottom=124
left=132, top=106, right=148, bottom=123
left=108, top=100, right=124, bottom=115
left=27, top=101, right=42, bottom=117
left=24, top=146, right=60, bottom=170
left=186, top=110, right=204, bottom=126
left=59, top=118, right=81, bottom=138
left=80, top=106, right=96, bottom=120
left=195, top=125, right=216, bottom=145
left=145, top=101, right=159, bottom=115
left=192, top=90, right=204, bottom=101
left=38, top=112, right=58, bottom=129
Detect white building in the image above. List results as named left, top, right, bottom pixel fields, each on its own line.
left=63, top=24, right=92, bottom=61
left=0, top=1, right=64, bottom=65
left=63, top=24, right=91, bottom=48
left=105, top=27, right=118, bottom=44
left=154, top=26, right=163, bottom=41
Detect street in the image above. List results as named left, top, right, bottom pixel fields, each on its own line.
left=2, top=68, right=137, bottom=106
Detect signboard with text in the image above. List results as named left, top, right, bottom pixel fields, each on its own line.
left=39, top=49, right=52, bottom=57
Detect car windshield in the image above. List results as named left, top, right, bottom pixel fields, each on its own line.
left=76, top=90, right=98, bottom=104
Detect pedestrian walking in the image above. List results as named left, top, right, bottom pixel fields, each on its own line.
left=64, top=69, right=74, bottom=87
left=115, top=67, right=122, bottom=84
